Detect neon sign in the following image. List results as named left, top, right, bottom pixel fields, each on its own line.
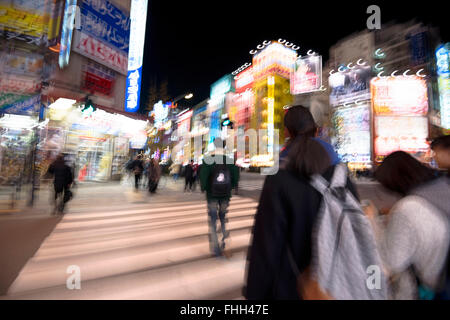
left=125, top=0, right=148, bottom=112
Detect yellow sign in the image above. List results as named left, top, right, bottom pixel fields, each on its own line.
left=0, top=5, right=57, bottom=40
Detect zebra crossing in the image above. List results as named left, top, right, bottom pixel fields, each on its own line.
left=2, top=195, right=258, bottom=300
left=238, top=179, right=265, bottom=191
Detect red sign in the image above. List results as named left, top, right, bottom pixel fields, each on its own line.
left=0, top=74, right=41, bottom=94
left=82, top=71, right=114, bottom=96
left=73, top=32, right=128, bottom=75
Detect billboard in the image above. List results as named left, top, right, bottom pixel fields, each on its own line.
left=371, top=75, right=429, bottom=161
left=73, top=0, right=130, bottom=74
left=0, top=0, right=62, bottom=46
left=436, top=43, right=450, bottom=129
left=124, top=0, right=148, bottom=112
left=252, top=42, right=297, bottom=81
left=332, top=103, right=371, bottom=163
left=290, top=55, right=322, bottom=94
left=211, top=74, right=233, bottom=98
left=81, top=60, right=115, bottom=96
left=329, top=65, right=371, bottom=106
left=235, top=67, right=254, bottom=93
left=374, top=116, right=429, bottom=157
left=371, top=76, right=428, bottom=116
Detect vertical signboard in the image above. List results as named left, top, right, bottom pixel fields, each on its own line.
left=124, top=0, right=149, bottom=112
left=59, top=0, right=78, bottom=68
left=436, top=43, right=450, bottom=129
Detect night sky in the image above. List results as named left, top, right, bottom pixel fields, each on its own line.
left=139, top=0, right=449, bottom=112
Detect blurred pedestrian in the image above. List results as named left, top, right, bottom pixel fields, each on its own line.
left=200, top=137, right=239, bottom=257
left=46, top=153, right=74, bottom=214
left=184, top=160, right=195, bottom=192
left=148, top=158, right=161, bottom=194
left=244, top=105, right=360, bottom=300
left=431, top=135, right=450, bottom=174
left=370, top=151, right=450, bottom=300
left=192, top=161, right=199, bottom=191
left=170, top=162, right=181, bottom=181
left=130, top=154, right=144, bottom=191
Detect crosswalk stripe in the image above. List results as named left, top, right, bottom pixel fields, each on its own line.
left=5, top=196, right=258, bottom=298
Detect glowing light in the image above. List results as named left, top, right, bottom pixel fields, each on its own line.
left=292, top=45, right=300, bottom=51
left=338, top=66, right=346, bottom=73
left=278, top=39, right=286, bottom=44
left=416, top=69, right=426, bottom=77
left=377, top=71, right=385, bottom=78
left=184, top=93, right=193, bottom=99
left=347, top=62, right=355, bottom=69
left=263, top=40, right=271, bottom=46
left=403, top=69, right=412, bottom=77
left=307, top=50, right=316, bottom=56
left=249, top=50, right=258, bottom=55
left=391, top=70, right=398, bottom=77
left=267, top=76, right=275, bottom=157
left=374, top=63, right=383, bottom=71
left=329, top=69, right=335, bottom=75
left=357, top=59, right=366, bottom=66
left=374, top=48, right=386, bottom=58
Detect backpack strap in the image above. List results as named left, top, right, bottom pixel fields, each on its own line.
left=310, top=174, right=330, bottom=195
left=330, top=163, right=348, bottom=189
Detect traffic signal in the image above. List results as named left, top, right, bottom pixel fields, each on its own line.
left=221, top=118, right=233, bottom=129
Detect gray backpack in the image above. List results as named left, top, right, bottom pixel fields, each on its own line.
left=289, top=163, right=388, bottom=300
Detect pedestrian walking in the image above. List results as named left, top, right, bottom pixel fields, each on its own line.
left=244, top=105, right=363, bottom=300
left=200, top=137, right=239, bottom=257
left=192, top=161, right=199, bottom=191
left=129, top=154, right=144, bottom=191
left=184, top=160, right=195, bottom=192
left=46, top=153, right=74, bottom=214
left=148, top=158, right=161, bottom=194
left=170, top=162, right=181, bottom=181
left=367, top=151, right=450, bottom=300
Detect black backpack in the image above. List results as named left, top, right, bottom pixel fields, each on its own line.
left=210, top=164, right=232, bottom=197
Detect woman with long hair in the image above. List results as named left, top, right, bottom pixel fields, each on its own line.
left=244, top=105, right=358, bottom=299
left=370, top=151, right=450, bottom=299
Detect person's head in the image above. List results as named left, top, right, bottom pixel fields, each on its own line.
left=374, top=151, right=436, bottom=196
left=213, top=137, right=225, bottom=150
left=284, top=105, right=330, bottom=177
left=431, top=135, right=450, bottom=170
left=284, top=105, right=317, bottom=140
left=55, top=153, right=65, bottom=163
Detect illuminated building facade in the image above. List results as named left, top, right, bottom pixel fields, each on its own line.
left=250, top=42, right=297, bottom=166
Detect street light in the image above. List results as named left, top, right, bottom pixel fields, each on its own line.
left=184, top=93, right=193, bottom=99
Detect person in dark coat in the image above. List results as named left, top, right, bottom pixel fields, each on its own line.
left=184, top=160, right=195, bottom=192
left=130, top=154, right=144, bottom=191
left=244, top=105, right=358, bottom=300
left=47, top=153, right=74, bottom=214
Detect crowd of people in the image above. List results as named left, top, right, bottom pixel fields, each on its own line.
left=43, top=104, right=450, bottom=300
left=244, top=105, right=450, bottom=300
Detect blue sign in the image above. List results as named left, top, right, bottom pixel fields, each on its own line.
left=193, top=104, right=207, bottom=116
left=409, top=30, right=429, bottom=66
left=124, top=0, right=148, bottom=112
left=1, top=95, right=41, bottom=116
left=79, top=0, right=131, bottom=54
left=59, top=0, right=78, bottom=68
left=436, top=43, right=450, bottom=77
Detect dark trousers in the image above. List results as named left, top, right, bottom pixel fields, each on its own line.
left=185, top=176, right=193, bottom=190
left=134, top=174, right=141, bottom=189
left=54, top=184, right=70, bottom=212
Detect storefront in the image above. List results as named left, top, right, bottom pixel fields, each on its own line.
left=44, top=98, right=149, bottom=182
